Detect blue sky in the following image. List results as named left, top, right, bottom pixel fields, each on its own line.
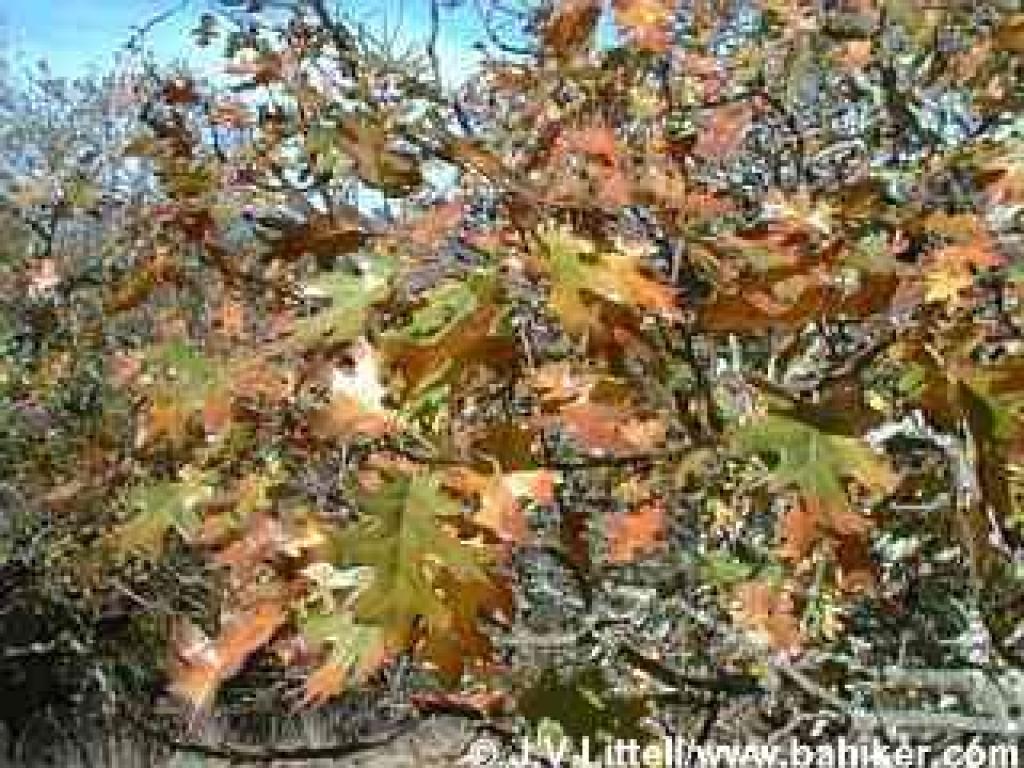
left=1, top=0, right=485, bottom=82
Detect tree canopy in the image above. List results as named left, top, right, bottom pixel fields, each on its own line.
left=4, top=0, right=1024, bottom=762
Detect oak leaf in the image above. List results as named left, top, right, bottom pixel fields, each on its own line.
left=328, top=473, right=509, bottom=684
left=543, top=0, right=602, bottom=56
left=115, top=472, right=215, bottom=558
left=294, top=256, right=394, bottom=346
left=533, top=224, right=679, bottom=334
left=299, top=611, right=390, bottom=707
left=606, top=500, right=666, bottom=563
left=445, top=466, right=558, bottom=544
left=169, top=601, right=287, bottom=709
left=313, top=339, right=397, bottom=440
left=731, top=410, right=895, bottom=550
left=336, top=117, right=423, bottom=195
left=731, top=580, right=803, bottom=652
left=613, top=0, right=677, bottom=52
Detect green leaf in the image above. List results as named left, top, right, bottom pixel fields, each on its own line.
left=300, top=609, right=384, bottom=680
left=116, top=472, right=216, bottom=558
left=534, top=224, right=677, bottom=333
left=731, top=410, right=895, bottom=514
left=401, top=279, right=480, bottom=340
left=147, top=341, right=223, bottom=402
left=700, top=551, right=755, bottom=587
left=518, top=666, right=651, bottom=744
left=330, top=472, right=506, bottom=678
left=295, top=256, right=395, bottom=345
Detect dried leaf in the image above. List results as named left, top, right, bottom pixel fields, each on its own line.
left=692, top=103, right=753, bottom=160
left=543, top=0, right=602, bottom=55
left=732, top=580, right=803, bottom=652
left=607, top=500, right=666, bottom=563
left=313, top=339, right=397, bottom=440
left=613, top=0, right=678, bottom=52
left=169, top=601, right=287, bottom=709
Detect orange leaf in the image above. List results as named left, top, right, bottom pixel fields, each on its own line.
left=169, top=601, right=286, bottom=709
left=217, top=299, right=246, bottom=338
left=543, top=0, right=602, bottom=55
left=302, top=659, right=349, bottom=708
left=214, top=514, right=284, bottom=572
left=530, top=362, right=601, bottom=405
left=731, top=580, right=803, bottom=652
left=776, top=497, right=818, bottom=562
left=613, top=0, right=678, bottom=52
left=400, top=201, right=464, bottom=250
left=776, top=493, right=874, bottom=565
left=202, top=393, right=233, bottom=435
left=140, top=401, right=189, bottom=446
left=607, top=500, right=666, bottom=563
left=556, top=124, right=621, bottom=167
left=930, top=237, right=1004, bottom=270
left=445, top=467, right=557, bottom=544
left=313, top=395, right=396, bottom=440
left=548, top=402, right=667, bottom=455
left=230, top=360, right=293, bottom=402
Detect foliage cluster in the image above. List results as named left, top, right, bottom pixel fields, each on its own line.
left=5, top=0, right=1024, bottom=757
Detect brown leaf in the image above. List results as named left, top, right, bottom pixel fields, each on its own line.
left=265, top=210, right=364, bottom=261
left=833, top=534, right=877, bottom=595
left=162, top=77, right=199, bottom=105
left=994, top=14, right=1024, bottom=54
left=692, top=103, right=753, bottom=160
left=225, top=52, right=285, bottom=84
left=445, top=140, right=506, bottom=180
left=543, top=0, right=602, bottom=55
left=400, top=201, right=464, bottom=250
left=384, top=305, right=516, bottom=398
left=337, top=118, right=423, bottom=195
left=411, top=690, right=507, bottom=717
